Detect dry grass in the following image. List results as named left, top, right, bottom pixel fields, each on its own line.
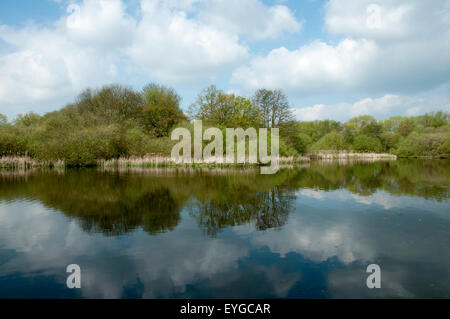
left=0, top=156, right=65, bottom=169
left=1, top=152, right=395, bottom=171
left=98, top=155, right=311, bottom=169
left=307, top=150, right=397, bottom=161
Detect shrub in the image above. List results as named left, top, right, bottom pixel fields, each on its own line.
left=353, top=135, right=383, bottom=153
left=310, top=131, right=347, bottom=151
left=395, top=132, right=450, bottom=157
left=141, top=83, right=186, bottom=137
left=380, top=131, right=400, bottom=152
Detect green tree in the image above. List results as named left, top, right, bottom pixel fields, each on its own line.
left=75, top=85, right=144, bottom=125
left=353, top=135, right=382, bottom=153
left=417, top=111, right=449, bottom=128
left=298, top=120, right=343, bottom=142
left=311, top=131, right=347, bottom=151
left=252, top=89, right=293, bottom=127
left=344, top=115, right=378, bottom=143
left=228, top=96, right=262, bottom=128
left=0, top=113, right=7, bottom=126
left=141, top=83, right=186, bottom=137
left=190, top=85, right=261, bottom=128
left=380, top=131, right=400, bottom=152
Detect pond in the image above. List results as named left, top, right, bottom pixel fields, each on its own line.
left=0, top=160, right=449, bottom=298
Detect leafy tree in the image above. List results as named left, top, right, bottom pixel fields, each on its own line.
left=353, top=135, right=382, bottom=153
left=417, top=111, right=449, bottom=128
left=344, top=115, right=378, bottom=143
left=190, top=85, right=261, bottom=128
left=291, top=133, right=312, bottom=154
left=253, top=89, right=293, bottom=127
left=311, top=131, right=347, bottom=151
left=395, top=132, right=450, bottom=157
left=188, top=85, right=227, bottom=124
left=141, top=83, right=186, bottom=137
left=396, top=118, right=416, bottom=137
left=0, top=114, right=7, bottom=126
left=75, top=85, right=144, bottom=125
left=14, top=112, right=41, bottom=127
left=380, top=131, right=400, bottom=152
left=228, top=96, right=262, bottom=128
left=298, top=120, right=343, bottom=142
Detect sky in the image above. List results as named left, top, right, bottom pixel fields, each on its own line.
left=0, top=0, right=449, bottom=122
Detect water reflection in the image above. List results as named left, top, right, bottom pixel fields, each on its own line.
left=1, top=160, right=448, bottom=237
left=0, top=160, right=449, bottom=298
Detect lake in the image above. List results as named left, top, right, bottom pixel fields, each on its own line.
left=0, top=160, right=449, bottom=298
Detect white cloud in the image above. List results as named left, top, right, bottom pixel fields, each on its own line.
left=0, top=0, right=301, bottom=119
left=325, top=0, right=450, bottom=41
left=232, top=0, right=450, bottom=96
left=233, top=39, right=378, bottom=94
left=64, top=0, right=136, bottom=49
left=127, top=0, right=249, bottom=84
left=196, top=0, right=301, bottom=40
left=0, top=23, right=121, bottom=115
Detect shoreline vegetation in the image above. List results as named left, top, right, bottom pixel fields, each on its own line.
left=0, top=152, right=397, bottom=170
left=0, top=83, right=449, bottom=169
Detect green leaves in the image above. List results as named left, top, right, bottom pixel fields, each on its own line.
left=141, top=83, right=186, bottom=137
left=353, top=135, right=383, bottom=153
left=190, top=86, right=262, bottom=128
left=311, top=131, right=348, bottom=151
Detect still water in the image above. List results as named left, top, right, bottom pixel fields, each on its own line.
left=0, top=160, right=449, bottom=298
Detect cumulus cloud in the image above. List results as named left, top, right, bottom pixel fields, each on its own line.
left=0, top=0, right=300, bottom=118
left=232, top=39, right=379, bottom=94
left=196, top=0, right=301, bottom=40
left=64, top=0, right=136, bottom=49
left=127, top=0, right=249, bottom=84
left=232, top=0, right=450, bottom=96
left=325, top=0, right=450, bottom=41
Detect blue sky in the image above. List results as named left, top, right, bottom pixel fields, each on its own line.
left=0, top=0, right=449, bottom=121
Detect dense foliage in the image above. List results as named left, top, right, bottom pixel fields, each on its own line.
left=0, top=83, right=448, bottom=166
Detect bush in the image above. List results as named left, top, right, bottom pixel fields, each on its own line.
left=380, top=131, right=400, bottom=152
left=310, top=131, right=347, bottom=151
left=395, top=132, right=450, bottom=157
left=353, top=135, right=383, bottom=153
left=0, top=125, right=27, bottom=156
left=290, top=133, right=312, bottom=154
left=141, top=83, right=186, bottom=137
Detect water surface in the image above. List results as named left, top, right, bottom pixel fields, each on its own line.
left=0, top=160, right=449, bottom=298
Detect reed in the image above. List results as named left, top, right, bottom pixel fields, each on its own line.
left=307, top=150, right=397, bottom=161
left=1, top=152, right=395, bottom=171
left=0, top=156, right=66, bottom=169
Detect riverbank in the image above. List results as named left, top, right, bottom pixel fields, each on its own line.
left=0, top=156, right=65, bottom=170
left=0, top=152, right=400, bottom=170
left=307, top=151, right=397, bottom=160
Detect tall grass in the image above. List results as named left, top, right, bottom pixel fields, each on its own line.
left=1, top=153, right=393, bottom=171
left=0, top=156, right=65, bottom=169
left=307, top=150, right=397, bottom=160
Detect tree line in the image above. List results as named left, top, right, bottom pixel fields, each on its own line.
left=0, top=83, right=449, bottom=166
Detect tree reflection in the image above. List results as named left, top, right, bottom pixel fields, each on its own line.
left=0, top=159, right=448, bottom=237
left=187, top=187, right=295, bottom=236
